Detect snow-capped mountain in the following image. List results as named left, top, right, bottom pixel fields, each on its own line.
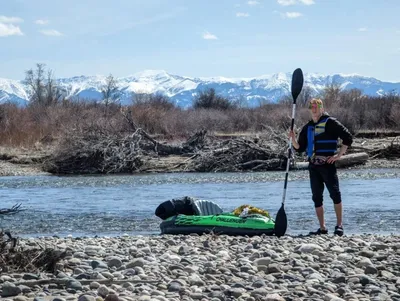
left=1, top=70, right=399, bottom=108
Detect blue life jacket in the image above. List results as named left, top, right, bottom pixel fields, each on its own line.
left=306, top=117, right=338, bottom=158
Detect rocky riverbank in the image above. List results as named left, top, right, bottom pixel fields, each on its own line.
left=0, top=234, right=399, bottom=301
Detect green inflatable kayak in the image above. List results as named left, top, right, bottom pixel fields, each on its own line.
left=155, top=196, right=275, bottom=236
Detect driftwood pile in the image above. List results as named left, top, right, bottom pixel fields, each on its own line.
left=0, top=247, right=67, bottom=274
left=43, top=126, right=143, bottom=174
left=43, top=123, right=400, bottom=175
left=351, top=136, right=400, bottom=159
left=44, top=126, right=208, bottom=174
left=0, top=208, right=66, bottom=274
left=0, top=229, right=67, bottom=274
left=186, top=135, right=288, bottom=172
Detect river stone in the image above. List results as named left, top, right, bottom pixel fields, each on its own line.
left=13, top=297, right=28, bottom=301
left=297, top=244, right=323, bottom=254
left=98, top=285, right=109, bottom=298
left=167, top=281, right=182, bottom=292
left=365, top=265, right=378, bottom=274
left=78, top=296, right=96, bottom=301
left=331, top=246, right=345, bottom=253
left=66, top=280, right=83, bottom=291
left=126, top=258, right=145, bottom=268
left=265, top=293, right=285, bottom=301
left=107, top=257, right=123, bottom=268
left=267, top=263, right=281, bottom=273
left=89, top=282, right=101, bottom=289
left=359, top=250, right=375, bottom=258
left=104, top=294, right=119, bottom=301
left=324, top=293, right=346, bottom=301
left=357, top=258, right=373, bottom=268
left=250, top=288, right=270, bottom=297
left=380, top=270, right=395, bottom=279
left=1, top=282, right=22, bottom=297
left=91, top=260, right=108, bottom=269
left=371, top=242, right=389, bottom=250
left=188, top=274, right=205, bottom=286
left=252, top=279, right=266, bottom=288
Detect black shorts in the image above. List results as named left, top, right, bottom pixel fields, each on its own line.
left=308, top=163, right=342, bottom=207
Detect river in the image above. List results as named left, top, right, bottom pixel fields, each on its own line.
left=0, top=167, right=399, bottom=238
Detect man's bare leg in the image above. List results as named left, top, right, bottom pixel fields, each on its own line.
left=334, top=202, right=343, bottom=227
left=315, top=206, right=326, bottom=230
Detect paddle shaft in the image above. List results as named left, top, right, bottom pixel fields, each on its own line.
left=281, top=103, right=296, bottom=205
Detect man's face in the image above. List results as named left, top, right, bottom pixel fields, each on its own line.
left=309, top=102, right=323, bottom=118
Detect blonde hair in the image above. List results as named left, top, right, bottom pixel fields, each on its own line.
left=309, top=98, right=324, bottom=109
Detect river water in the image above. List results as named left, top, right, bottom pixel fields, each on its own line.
left=0, top=168, right=399, bottom=238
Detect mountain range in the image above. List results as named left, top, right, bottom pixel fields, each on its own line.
left=1, top=70, right=399, bottom=108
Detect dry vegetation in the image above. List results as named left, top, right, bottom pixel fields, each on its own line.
left=1, top=89, right=399, bottom=148
left=0, top=64, right=399, bottom=174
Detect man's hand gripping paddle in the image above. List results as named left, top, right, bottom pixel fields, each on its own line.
left=274, top=68, right=304, bottom=238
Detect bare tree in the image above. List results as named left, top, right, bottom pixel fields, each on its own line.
left=24, top=63, right=63, bottom=106
left=25, top=63, right=45, bottom=105
left=45, top=69, right=63, bottom=105
left=101, top=74, right=120, bottom=106
left=321, top=83, right=342, bottom=108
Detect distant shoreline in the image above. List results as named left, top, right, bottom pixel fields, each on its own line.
left=1, top=135, right=399, bottom=177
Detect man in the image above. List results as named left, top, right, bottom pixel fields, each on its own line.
left=289, top=98, right=353, bottom=236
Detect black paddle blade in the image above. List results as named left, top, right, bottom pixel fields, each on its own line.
left=274, top=204, right=287, bottom=237
left=291, top=68, right=304, bottom=102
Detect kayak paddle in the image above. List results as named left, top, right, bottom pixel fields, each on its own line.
left=274, top=68, right=304, bottom=237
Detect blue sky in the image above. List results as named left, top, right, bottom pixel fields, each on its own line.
left=1, top=0, right=400, bottom=81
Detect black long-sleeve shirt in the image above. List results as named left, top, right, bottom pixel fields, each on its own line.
left=295, top=113, right=353, bottom=154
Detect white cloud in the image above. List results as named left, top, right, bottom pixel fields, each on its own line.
left=277, top=0, right=314, bottom=5
left=0, top=16, right=24, bottom=23
left=283, top=12, right=303, bottom=18
left=40, top=29, right=63, bottom=36
left=299, top=0, right=315, bottom=5
left=358, top=27, right=367, bottom=32
left=203, top=31, right=218, bottom=40
left=0, top=23, right=23, bottom=37
left=35, top=19, right=50, bottom=25
left=248, top=0, right=260, bottom=5
left=277, top=0, right=297, bottom=5
left=236, top=12, right=250, bottom=17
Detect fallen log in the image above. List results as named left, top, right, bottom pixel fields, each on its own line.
left=237, top=159, right=284, bottom=171
left=292, top=152, right=369, bottom=170
left=335, top=152, right=369, bottom=168
left=354, top=130, right=400, bottom=138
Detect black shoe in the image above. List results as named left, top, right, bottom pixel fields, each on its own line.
left=309, top=228, right=328, bottom=235
left=334, top=226, right=344, bottom=236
